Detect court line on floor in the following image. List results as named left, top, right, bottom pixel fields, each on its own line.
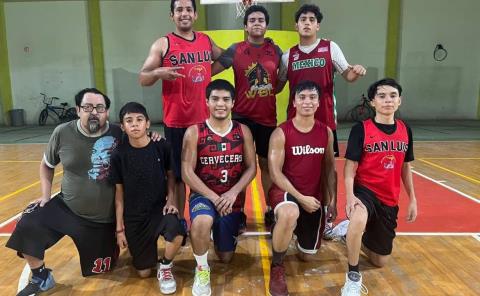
left=250, top=178, right=271, bottom=296
left=0, top=160, right=40, bottom=163
left=412, top=169, right=479, bottom=203
left=397, top=232, right=480, bottom=236
left=417, top=158, right=480, bottom=184
left=17, top=264, right=30, bottom=293
left=420, top=157, right=480, bottom=160
left=0, top=171, right=63, bottom=202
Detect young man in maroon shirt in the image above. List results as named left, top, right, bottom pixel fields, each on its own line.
left=342, top=78, right=418, bottom=296
left=212, top=5, right=282, bottom=228
left=267, top=80, right=336, bottom=296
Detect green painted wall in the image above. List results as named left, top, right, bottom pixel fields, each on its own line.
left=87, top=0, right=106, bottom=92
left=0, top=0, right=12, bottom=125
left=281, top=1, right=299, bottom=31
left=385, top=0, right=401, bottom=79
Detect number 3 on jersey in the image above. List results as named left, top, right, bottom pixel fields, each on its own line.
left=220, top=169, right=228, bottom=183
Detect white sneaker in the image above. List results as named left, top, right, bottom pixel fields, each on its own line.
left=192, top=265, right=211, bottom=296
left=341, top=271, right=368, bottom=296
left=157, top=262, right=176, bottom=294
left=332, top=220, right=350, bottom=238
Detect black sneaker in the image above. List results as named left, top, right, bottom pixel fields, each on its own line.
left=17, top=268, right=55, bottom=296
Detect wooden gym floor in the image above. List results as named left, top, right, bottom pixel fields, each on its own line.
left=0, top=122, right=479, bottom=295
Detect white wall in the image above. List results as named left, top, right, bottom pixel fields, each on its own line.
left=101, top=0, right=174, bottom=123
left=400, top=0, right=480, bottom=119
left=6, top=1, right=91, bottom=124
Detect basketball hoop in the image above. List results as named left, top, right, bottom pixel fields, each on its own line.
left=236, top=0, right=257, bottom=19
left=200, top=0, right=294, bottom=19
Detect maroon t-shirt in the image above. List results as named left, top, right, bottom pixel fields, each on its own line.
left=194, top=120, right=245, bottom=209
left=269, top=119, right=328, bottom=201
left=287, top=39, right=336, bottom=130
left=219, top=40, right=281, bottom=126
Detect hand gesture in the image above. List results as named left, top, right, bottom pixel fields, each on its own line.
left=148, top=130, right=163, bottom=142
left=215, top=191, right=237, bottom=216
left=406, top=199, right=417, bottom=223
left=348, top=64, right=367, bottom=76
left=326, top=200, right=338, bottom=222
left=157, top=66, right=185, bottom=81
left=34, top=196, right=51, bottom=207
left=298, top=195, right=321, bottom=213
left=345, top=194, right=363, bottom=219
left=116, top=231, right=128, bottom=249
left=163, top=203, right=179, bottom=215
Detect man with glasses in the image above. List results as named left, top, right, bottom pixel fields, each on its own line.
left=7, top=88, right=123, bottom=296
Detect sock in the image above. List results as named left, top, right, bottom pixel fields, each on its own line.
left=31, top=264, right=48, bottom=281
left=193, top=251, right=209, bottom=268
left=160, top=257, right=172, bottom=265
left=348, top=263, right=359, bottom=273
left=271, top=249, right=287, bottom=266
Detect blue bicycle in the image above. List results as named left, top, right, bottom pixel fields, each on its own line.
left=38, top=93, right=78, bottom=126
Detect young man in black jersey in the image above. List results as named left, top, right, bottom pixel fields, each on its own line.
left=341, top=78, right=417, bottom=296
left=110, top=102, right=185, bottom=295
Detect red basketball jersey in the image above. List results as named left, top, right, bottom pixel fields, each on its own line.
left=355, top=119, right=409, bottom=206
left=286, top=39, right=336, bottom=129
left=161, top=32, right=211, bottom=127
left=269, top=119, right=328, bottom=200
left=232, top=40, right=279, bottom=126
left=195, top=120, right=245, bottom=209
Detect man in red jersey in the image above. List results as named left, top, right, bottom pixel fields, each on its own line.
left=182, top=79, right=256, bottom=296
left=212, top=5, right=282, bottom=229
left=139, top=0, right=223, bottom=228
left=277, top=3, right=366, bottom=157
left=341, top=78, right=417, bottom=296
left=267, top=80, right=336, bottom=296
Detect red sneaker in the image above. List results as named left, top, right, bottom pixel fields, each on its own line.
left=269, top=264, right=288, bottom=296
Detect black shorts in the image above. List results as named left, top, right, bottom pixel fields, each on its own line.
left=332, top=130, right=339, bottom=157
left=125, top=213, right=186, bottom=270
left=232, top=114, right=275, bottom=158
left=6, top=195, right=118, bottom=276
left=272, top=193, right=325, bottom=254
left=355, top=185, right=399, bottom=256
left=164, top=125, right=188, bottom=181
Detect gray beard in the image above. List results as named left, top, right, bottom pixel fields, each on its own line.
left=88, top=120, right=100, bottom=133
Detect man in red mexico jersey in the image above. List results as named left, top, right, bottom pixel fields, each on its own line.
left=277, top=3, right=366, bottom=157
left=182, top=79, right=256, bottom=296
left=212, top=5, right=282, bottom=230
left=341, top=78, right=417, bottom=296
left=139, top=0, right=223, bottom=228
left=267, top=81, right=336, bottom=296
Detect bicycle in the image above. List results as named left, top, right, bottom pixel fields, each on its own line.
left=345, top=94, right=375, bottom=122
left=38, top=93, right=78, bottom=126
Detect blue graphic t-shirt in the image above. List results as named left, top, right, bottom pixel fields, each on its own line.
left=44, top=120, right=122, bottom=223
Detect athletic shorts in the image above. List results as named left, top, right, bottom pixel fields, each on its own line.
left=332, top=130, right=339, bottom=157
left=270, top=191, right=325, bottom=254
left=232, top=114, right=275, bottom=158
left=189, top=193, right=246, bottom=252
left=164, top=125, right=188, bottom=181
left=355, top=185, right=399, bottom=256
left=6, top=195, right=118, bottom=276
left=125, top=213, right=186, bottom=270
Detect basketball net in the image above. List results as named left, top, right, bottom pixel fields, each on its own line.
left=236, top=0, right=257, bottom=18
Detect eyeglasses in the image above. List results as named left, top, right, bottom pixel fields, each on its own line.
left=80, top=104, right=107, bottom=113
